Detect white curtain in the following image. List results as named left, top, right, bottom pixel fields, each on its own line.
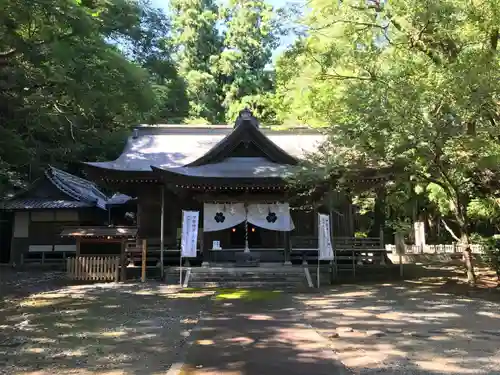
left=247, top=203, right=295, bottom=231
left=203, top=203, right=246, bottom=232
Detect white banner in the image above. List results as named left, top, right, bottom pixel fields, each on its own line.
left=203, top=203, right=246, bottom=232
left=181, top=210, right=199, bottom=257
left=247, top=203, right=295, bottom=232
left=318, top=213, right=334, bottom=260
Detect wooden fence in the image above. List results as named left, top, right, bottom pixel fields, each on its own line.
left=67, top=256, right=120, bottom=281
left=385, top=244, right=484, bottom=254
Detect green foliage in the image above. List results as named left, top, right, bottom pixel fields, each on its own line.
left=217, top=0, right=283, bottom=121
left=169, top=0, right=223, bottom=122
left=226, top=92, right=281, bottom=125
left=277, top=0, right=500, bottom=248
left=0, top=0, right=184, bottom=196
left=472, top=233, right=500, bottom=281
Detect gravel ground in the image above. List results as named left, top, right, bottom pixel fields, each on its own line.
left=0, top=268, right=68, bottom=300
left=0, top=273, right=213, bottom=375
left=296, top=281, right=500, bottom=375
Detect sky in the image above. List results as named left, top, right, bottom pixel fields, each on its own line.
left=150, top=0, right=302, bottom=61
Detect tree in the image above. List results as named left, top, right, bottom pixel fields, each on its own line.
left=277, top=0, right=500, bottom=284
left=217, top=0, right=283, bottom=120
left=169, top=0, right=223, bottom=122
left=0, top=0, right=166, bottom=196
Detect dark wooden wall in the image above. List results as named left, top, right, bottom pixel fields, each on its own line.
left=10, top=208, right=108, bottom=264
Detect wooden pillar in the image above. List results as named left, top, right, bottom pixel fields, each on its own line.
left=136, top=199, right=142, bottom=253
left=370, top=185, right=386, bottom=241
left=160, top=186, right=165, bottom=279
left=346, top=193, right=355, bottom=237
left=201, top=230, right=208, bottom=266
left=283, top=194, right=292, bottom=265
left=120, top=238, right=126, bottom=282
left=283, top=231, right=291, bottom=265
left=76, top=237, right=81, bottom=256
left=141, top=239, right=147, bottom=282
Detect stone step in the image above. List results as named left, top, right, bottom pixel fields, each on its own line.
left=165, top=266, right=310, bottom=288
left=187, top=281, right=308, bottom=289
left=190, top=275, right=304, bottom=282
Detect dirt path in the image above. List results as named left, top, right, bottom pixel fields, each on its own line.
left=179, top=290, right=349, bottom=375
left=298, top=281, right=500, bottom=374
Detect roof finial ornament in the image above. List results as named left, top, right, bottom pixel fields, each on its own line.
left=240, top=107, right=253, bottom=119
left=234, top=107, right=259, bottom=128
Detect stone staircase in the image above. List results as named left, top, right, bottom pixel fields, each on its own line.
left=166, top=265, right=311, bottom=289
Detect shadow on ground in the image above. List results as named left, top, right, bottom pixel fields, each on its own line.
left=0, top=277, right=212, bottom=375
left=180, top=290, right=348, bottom=375
left=298, top=281, right=500, bottom=374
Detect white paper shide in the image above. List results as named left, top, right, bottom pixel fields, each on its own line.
left=181, top=210, right=199, bottom=258
left=318, top=213, right=334, bottom=260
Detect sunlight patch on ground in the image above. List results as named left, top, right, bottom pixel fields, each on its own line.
left=214, top=289, right=281, bottom=301
left=23, top=347, right=45, bottom=354
left=225, top=336, right=255, bottom=345
left=167, top=291, right=214, bottom=299
left=101, top=330, right=127, bottom=338
left=245, top=314, right=274, bottom=321
left=18, top=298, right=62, bottom=308
left=196, top=339, right=215, bottom=346
left=332, top=291, right=374, bottom=298
left=476, top=310, right=500, bottom=319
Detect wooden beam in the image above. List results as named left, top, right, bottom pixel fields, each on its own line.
left=193, top=192, right=288, bottom=202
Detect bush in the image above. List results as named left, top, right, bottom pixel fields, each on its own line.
left=472, top=233, right=500, bottom=283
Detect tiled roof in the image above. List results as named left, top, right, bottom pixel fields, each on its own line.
left=0, top=167, right=134, bottom=211
left=106, top=193, right=134, bottom=206
left=85, top=125, right=325, bottom=172
left=46, top=166, right=108, bottom=209
left=0, top=199, right=94, bottom=210
left=156, top=157, right=293, bottom=179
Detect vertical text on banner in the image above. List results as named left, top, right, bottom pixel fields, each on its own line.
left=181, top=210, right=199, bottom=258
left=318, top=213, right=334, bottom=260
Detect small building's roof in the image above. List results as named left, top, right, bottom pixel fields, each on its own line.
left=85, top=124, right=325, bottom=172
left=0, top=199, right=94, bottom=210
left=46, top=166, right=108, bottom=209
left=106, top=193, right=135, bottom=207
left=0, top=167, right=133, bottom=211
left=60, top=226, right=138, bottom=238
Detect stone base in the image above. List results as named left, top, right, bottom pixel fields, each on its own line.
left=235, top=252, right=260, bottom=267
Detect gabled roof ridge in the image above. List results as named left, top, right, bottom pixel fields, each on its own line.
left=186, top=111, right=298, bottom=167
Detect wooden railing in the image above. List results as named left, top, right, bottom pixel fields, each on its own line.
left=67, top=256, right=120, bottom=281
left=385, top=244, right=484, bottom=254
left=291, top=236, right=383, bottom=250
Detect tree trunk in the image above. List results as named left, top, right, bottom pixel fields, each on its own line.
left=453, top=194, right=476, bottom=285
left=460, top=233, right=476, bottom=285
left=369, top=186, right=386, bottom=238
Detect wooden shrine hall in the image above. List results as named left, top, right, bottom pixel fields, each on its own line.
left=83, top=109, right=392, bottom=272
